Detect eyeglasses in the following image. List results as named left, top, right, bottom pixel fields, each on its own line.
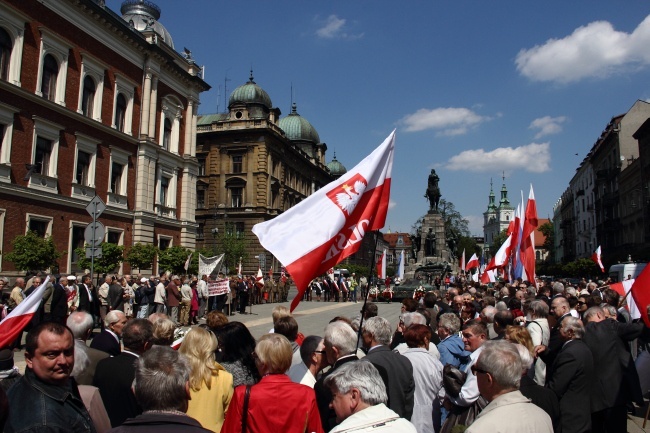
left=313, top=350, right=326, bottom=354
left=577, top=301, right=585, bottom=306
left=471, top=365, right=490, bottom=376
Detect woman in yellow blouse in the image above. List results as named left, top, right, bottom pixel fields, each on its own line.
left=180, top=326, right=234, bottom=432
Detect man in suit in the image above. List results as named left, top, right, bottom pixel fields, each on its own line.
left=77, top=275, right=94, bottom=314
left=94, top=318, right=154, bottom=427
left=361, top=316, right=414, bottom=421
left=90, top=310, right=126, bottom=356
left=536, top=296, right=571, bottom=384
left=314, top=321, right=360, bottom=432
left=543, top=316, right=594, bottom=433
left=66, top=311, right=109, bottom=386
left=584, top=306, right=648, bottom=433
left=108, top=275, right=124, bottom=313
left=166, top=275, right=182, bottom=324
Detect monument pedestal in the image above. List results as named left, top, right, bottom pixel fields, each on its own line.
left=416, top=211, right=451, bottom=265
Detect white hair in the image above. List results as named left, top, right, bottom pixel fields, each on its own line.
left=324, top=361, right=387, bottom=406
left=324, top=321, right=357, bottom=356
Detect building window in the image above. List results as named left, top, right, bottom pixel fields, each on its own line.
left=40, top=54, right=58, bottom=101
left=35, top=136, right=52, bottom=176
left=197, top=189, right=205, bottom=209
left=70, top=225, right=85, bottom=266
left=0, top=28, right=10, bottom=80
left=232, top=155, right=243, bottom=173
left=196, top=224, right=204, bottom=240
left=76, top=150, right=91, bottom=185
left=198, top=157, right=206, bottom=176
left=107, top=146, right=130, bottom=208
left=107, top=229, right=122, bottom=245
left=231, top=187, right=242, bottom=208
left=0, top=102, right=18, bottom=180
left=159, top=237, right=171, bottom=250
left=235, top=222, right=245, bottom=238
left=160, top=176, right=170, bottom=207
left=80, top=75, right=95, bottom=117
left=162, top=117, right=172, bottom=150
left=115, top=93, right=127, bottom=132
left=111, top=162, right=123, bottom=195
left=26, top=214, right=53, bottom=238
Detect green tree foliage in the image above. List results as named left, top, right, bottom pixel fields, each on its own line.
left=538, top=221, right=555, bottom=263
left=125, top=243, right=158, bottom=272
left=214, top=224, right=249, bottom=273
left=562, top=258, right=599, bottom=278
left=75, top=243, right=124, bottom=275
left=457, top=236, right=482, bottom=259
left=5, top=231, right=63, bottom=272
left=439, top=199, right=470, bottom=239
left=158, top=245, right=193, bottom=275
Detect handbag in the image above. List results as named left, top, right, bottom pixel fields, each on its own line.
left=241, top=384, right=252, bottom=432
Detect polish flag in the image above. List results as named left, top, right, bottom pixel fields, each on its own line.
left=591, top=246, right=605, bottom=273
left=255, top=268, right=264, bottom=289
left=376, top=250, right=386, bottom=279
left=519, top=185, right=538, bottom=282
left=480, top=269, right=496, bottom=284
left=0, top=277, right=50, bottom=348
left=632, top=266, right=650, bottom=327
left=460, top=249, right=466, bottom=272
left=485, top=234, right=513, bottom=272
left=465, top=253, right=479, bottom=270
left=183, top=253, right=192, bottom=272
left=237, top=260, right=242, bottom=278
left=253, top=131, right=395, bottom=311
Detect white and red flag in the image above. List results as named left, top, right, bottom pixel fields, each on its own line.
left=480, top=269, right=496, bottom=284
left=591, top=246, right=605, bottom=273
left=485, top=234, right=513, bottom=272
left=376, top=250, right=387, bottom=279
left=632, top=266, right=650, bottom=327
left=465, top=253, right=479, bottom=270
left=519, top=185, right=538, bottom=282
left=460, top=249, right=466, bottom=272
left=0, top=277, right=50, bottom=348
left=253, top=131, right=395, bottom=311
left=255, top=268, right=264, bottom=289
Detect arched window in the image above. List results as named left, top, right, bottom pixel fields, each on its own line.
left=0, top=28, right=11, bottom=81
left=115, top=93, right=127, bottom=132
left=81, top=75, right=96, bottom=117
left=41, top=54, right=58, bottom=101
left=162, top=117, right=172, bottom=150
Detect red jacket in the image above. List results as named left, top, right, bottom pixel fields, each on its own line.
left=222, top=374, right=323, bottom=433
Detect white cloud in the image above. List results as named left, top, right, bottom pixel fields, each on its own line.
left=529, top=116, right=567, bottom=138
left=388, top=200, right=397, bottom=210
left=400, top=107, right=490, bottom=135
left=444, top=142, right=551, bottom=173
left=316, top=15, right=364, bottom=40
left=516, top=15, right=650, bottom=83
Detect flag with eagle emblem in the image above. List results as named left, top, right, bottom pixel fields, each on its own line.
left=253, top=130, right=395, bottom=311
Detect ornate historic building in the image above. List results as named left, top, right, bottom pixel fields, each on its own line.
left=195, top=73, right=333, bottom=274
left=483, top=178, right=514, bottom=257
left=0, top=0, right=208, bottom=275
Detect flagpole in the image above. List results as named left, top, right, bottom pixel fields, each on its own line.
left=357, top=230, right=381, bottom=350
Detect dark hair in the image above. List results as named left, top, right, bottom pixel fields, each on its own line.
left=416, top=307, right=432, bottom=326
left=274, top=316, right=299, bottom=342
left=26, top=322, right=73, bottom=355
left=462, top=319, right=488, bottom=337
left=507, top=297, right=521, bottom=311
left=602, top=288, right=619, bottom=307
left=217, top=322, right=260, bottom=381
left=122, top=319, right=154, bottom=352
left=300, top=335, right=323, bottom=365
left=404, top=324, right=432, bottom=348
left=494, top=310, right=515, bottom=329
left=401, top=298, right=418, bottom=312
left=423, top=292, right=437, bottom=308
left=362, top=302, right=378, bottom=319
left=205, top=311, right=229, bottom=331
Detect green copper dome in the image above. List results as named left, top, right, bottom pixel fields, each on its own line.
left=278, top=103, right=321, bottom=144
left=228, top=71, right=272, bottom=109
left=327, top=152, right=347, bottom=177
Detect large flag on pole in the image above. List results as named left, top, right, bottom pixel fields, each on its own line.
left=485, top=234, right=513, bottom=272
left=198, top=254, right=225, bottom=279
left=0, top=277, right=50, bottom=348
left=253, top=131, right=395, bottom=311
left=376, top=249, right=387, bottom=279
left=397, top=250, right=405, bottom=279
left=255, top=268, right=265, bottom=289
left=465, top=253, right=479, bottom=271
left=632, top=266, right=650, bottom=327
left=591, top=246, right=605, bottom=273
left=519, top=185, right=538, bottom=282
left=183, top=253, right=193, bottom=272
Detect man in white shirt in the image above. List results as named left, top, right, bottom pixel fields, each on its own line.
left=197, top=275, right=209, bottom=318
left=288, top=335, right=328, bottom=387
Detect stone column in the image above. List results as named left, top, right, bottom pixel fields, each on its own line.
left=148, top=76, right=158, bottom=139
left=184, top=100, right=193, bottom=156
left=140, top=71, right=151, bottom=137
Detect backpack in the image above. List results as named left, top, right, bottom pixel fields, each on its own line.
left=134, top=285, right=144, bottom=304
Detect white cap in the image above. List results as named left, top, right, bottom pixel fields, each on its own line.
left=141, top=277, right=148, bottom=283
left=67, top=275, right=77, bottom=281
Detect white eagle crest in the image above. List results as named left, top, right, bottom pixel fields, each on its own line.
left=335, top=180, right=367, bottom=215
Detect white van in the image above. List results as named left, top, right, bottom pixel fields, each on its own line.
left=608, top=262, right=647, bottom=283
left=333, top=268, right=350, bottom=280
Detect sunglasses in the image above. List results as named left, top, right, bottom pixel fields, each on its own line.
left=471, top=365, right=490, bottom=376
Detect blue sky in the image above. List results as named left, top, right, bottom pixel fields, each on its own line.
left=107, top=0, right=650, bottom=235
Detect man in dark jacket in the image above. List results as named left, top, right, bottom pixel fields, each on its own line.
left=166, top=275, right=182, bottom=324
left=5, top=322, right=95, bottom=432
left=45, top=276, right=69, bottom=324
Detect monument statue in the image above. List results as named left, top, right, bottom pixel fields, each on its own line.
left=425, top=169, right=441, bottom=212
left=424, top=228, right=436, bottom=257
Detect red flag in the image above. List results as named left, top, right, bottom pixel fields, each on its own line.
left=519, top=185, right=538, bottom=282
left=591, top=246, right=604, bottom=273
left=376, top=250, right=386, bottom=279
left=460, top=249, right=466, bottom=272
left=255, top=268, right=264, bottom=289
left=631, top=267, right=650, bottom=326
left=485, top=234, right=513, bottom=272
left=253, top=131, right=395, bottom=312
left=465, top=253, right=479, bottom=270
left=0, top=277, right=50, bottom=348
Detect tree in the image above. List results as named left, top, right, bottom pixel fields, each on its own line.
left=411, top=199, right=470, bottom=259
left=5, top=231, right=64, bottom=272
left=74, top=243, right=125, bottom=275
left=125, top=243, right=158, bottom=272
left=538, top=221, right=555, bottom=263
left=457, top=236, right=482, bottom=260
left=158, top=246, right=193, bottom=275
left=214, top=224, right=249, bottom=274
left=562, top=258, right=599, bottom=278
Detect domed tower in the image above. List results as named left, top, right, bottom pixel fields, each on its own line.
left=327, top=152, right=347, bottom=179
left=278, top=102, right=326, bottom=164
left=228, top=71, right=279, bottom=122
left=120, top=0, right=174, bottom=48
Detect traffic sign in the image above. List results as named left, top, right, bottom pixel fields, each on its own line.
left=86, top=195, right=106, bottom=220
left=84, top=221, right=105, bottom=247
left=85, top=246, right=102, bottom=259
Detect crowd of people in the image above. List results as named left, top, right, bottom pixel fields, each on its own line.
left=0, top=272, right=649, bottom=433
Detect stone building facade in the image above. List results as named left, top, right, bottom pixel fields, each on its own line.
left=0, top=0, right=208, bottom=275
